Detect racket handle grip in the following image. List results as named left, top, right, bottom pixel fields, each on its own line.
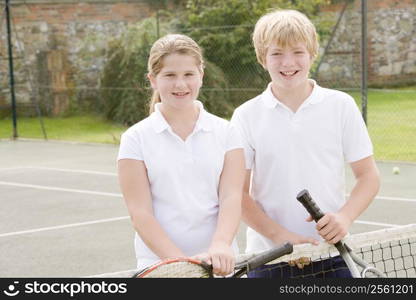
left=296, top=189, right=325, bottom=222
left=297, top=189, right=346, bottom=251
left=246, top=242, right=293, bottom=270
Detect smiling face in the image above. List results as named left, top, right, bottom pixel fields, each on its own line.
left=148, top=53, right=203, bottom=111
left=264, top=42, right=313, bottom=92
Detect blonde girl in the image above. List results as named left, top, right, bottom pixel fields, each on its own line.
left=117, top=34, right=245, bottom=276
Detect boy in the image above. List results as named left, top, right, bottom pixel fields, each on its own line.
left=231, top=9, right=380, bottom=278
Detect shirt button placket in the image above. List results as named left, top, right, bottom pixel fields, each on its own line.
left=291, top=111, right=301, bottom=132
left=184, top=140, right=193, bottom=164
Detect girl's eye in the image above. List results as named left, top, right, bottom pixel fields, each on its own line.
left=272, top=53, right=282, bottom=56
left=185, top=73, right=195, bottom=76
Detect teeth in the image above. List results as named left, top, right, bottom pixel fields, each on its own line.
left=281, top=71, right=296, bottom=76
left=173, top=92, right=188, bottom=96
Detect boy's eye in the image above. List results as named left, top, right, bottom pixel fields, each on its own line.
left=271, top=53, right=282, bottom=56
left=185, top=73, right=195, bottom=76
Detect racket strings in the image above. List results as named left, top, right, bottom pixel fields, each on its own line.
left=139, top=261, right=211, bottom=278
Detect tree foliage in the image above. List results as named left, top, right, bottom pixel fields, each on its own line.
left=174, top=0, right=333, bottom=106
left=100, top=0, right=335, bottom=124
left=100, top=18, right=159, bottom=126
left=100, top=16, right=231, bottom=125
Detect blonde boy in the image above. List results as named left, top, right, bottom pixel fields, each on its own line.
left=231, top=9, right=380, bottom=278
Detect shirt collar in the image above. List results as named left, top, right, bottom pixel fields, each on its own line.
left=305, top=79, right=324, bottom=105
left=261, top=79, right=324, bottom=109
left=194, top=100, right=213, bottom=132
left=151, top=100, right=212, bottom=134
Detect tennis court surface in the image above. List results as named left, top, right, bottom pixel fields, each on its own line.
left=0, top=139, right=415, bottom=277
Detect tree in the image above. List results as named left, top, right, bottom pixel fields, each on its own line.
left=100, top=16, right=231, bottom=125
left=173, top=0, right=333, bottom=106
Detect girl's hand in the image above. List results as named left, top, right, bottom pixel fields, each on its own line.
left=207, top=241, right=235, bottom=276
left=193, top=241, right=235, bottom=276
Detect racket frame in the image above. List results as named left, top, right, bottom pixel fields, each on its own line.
left=233, top=242, right=293, bottom=277
left=133, top=242, right=294, bottom=278
left=296, top=189, right=385, bottom=278
left=134, top=257, right=213, bottom=278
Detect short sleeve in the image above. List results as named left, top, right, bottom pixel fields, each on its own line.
left=342, top=98, right=373, bottom=163
left=117, top=130, right=144, bottom=161
left=230, top=109, right=255, bottom=169
left=225, top=123, right=243, bottom=152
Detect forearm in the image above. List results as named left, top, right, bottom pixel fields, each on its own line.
left=131, top=211, right=185, bottom=259
left=340, top=170, right=380, bottom=222
left=212, top=148, right=246, bottom=246
left=119, top=160, right=185, bottom=259
left=242, top=186, right=319, bottom=245
left=242, top=192, right=286, bottom=243
left=340, top=157, right=380, bottom=222
left=212, top=193, right=241, bottom=245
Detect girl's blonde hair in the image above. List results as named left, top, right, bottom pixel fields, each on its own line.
left=147, top=34, right=204, bottom=114
left=252, top=9, right=319, bottom=67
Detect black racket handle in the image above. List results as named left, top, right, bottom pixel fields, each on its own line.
left=296, top=189, right=345, bottom=250
left=243, top=242, right=293, bottom=271
left=296, top=189, right=325, bottom=221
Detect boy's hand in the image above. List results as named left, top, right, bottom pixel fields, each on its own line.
left=272, top=229, right=319, bottom=246
left=306, top=212, right=352, bottom=244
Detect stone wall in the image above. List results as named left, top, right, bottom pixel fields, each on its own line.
left=0, top=0, right=153, bottom=115
left=0, top=0, right=415, bottom=116
left=317, top=0, right=416, bottom=88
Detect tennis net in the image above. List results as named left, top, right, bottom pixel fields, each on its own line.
left=91, top=224, right=416, bottom=278
left=237, top=224, right=416, bottom=278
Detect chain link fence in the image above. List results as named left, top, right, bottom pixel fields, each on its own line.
left=0, top=0, right=415, bottom=161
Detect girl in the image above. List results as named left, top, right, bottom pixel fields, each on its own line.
left=117, top=34, right=245, bottom=276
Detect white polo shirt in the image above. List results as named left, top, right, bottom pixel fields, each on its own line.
left=118, top=101, right=242, bottom=269
left=231, top=80, right=373, bottom=253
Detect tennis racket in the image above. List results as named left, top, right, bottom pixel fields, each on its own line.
left=296, top=189, right=385, bottom=278
left=133, top=242, right=293, bottom=278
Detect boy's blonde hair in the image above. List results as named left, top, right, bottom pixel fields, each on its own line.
left=252, top=9, right=319, bottom=66
left=147, top=34, right=204, bottom=114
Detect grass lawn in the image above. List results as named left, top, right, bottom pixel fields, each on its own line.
left=1, top=88, right=415, bottom=162
left=0, top=115, right=127, bottom=144
left=348, top=88, right=416, bottom=162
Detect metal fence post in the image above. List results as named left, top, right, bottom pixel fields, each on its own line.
left=5, top=0, right=18, bottom=138
left=361, top=0, right=368, bottom=125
